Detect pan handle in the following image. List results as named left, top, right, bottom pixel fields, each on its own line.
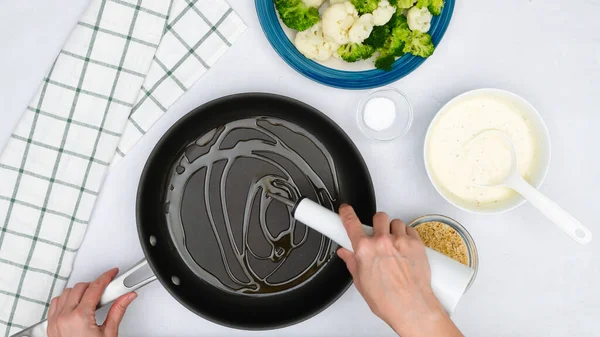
left=10, top=259, right=157, bottom=337
left=99, top=258, right=156, bottom=306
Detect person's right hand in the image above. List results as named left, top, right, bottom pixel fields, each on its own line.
left=47, top=268, right=137, bottom=337
left=337, top=205, right=463, bottom=337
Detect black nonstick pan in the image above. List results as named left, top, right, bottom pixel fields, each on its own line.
left=13, top=93, right=376, bottom=336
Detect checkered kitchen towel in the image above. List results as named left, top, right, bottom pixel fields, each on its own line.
left=0, top=0, right=245, bottom=334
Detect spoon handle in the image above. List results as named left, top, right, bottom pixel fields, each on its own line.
left=508, top=176, right=592, bottom=245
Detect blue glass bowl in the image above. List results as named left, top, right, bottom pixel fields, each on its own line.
left=255, top=0, right=455, bottom=89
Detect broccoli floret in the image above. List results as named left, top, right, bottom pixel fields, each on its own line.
left=385, top=10, right=408, bottom=31
left=375, top=54, right=396, bottom=71
left=415, top=0, right=430, bottom=9
left=382, top=29, right=407, bottom=56
left=351, top=0, right=380, bottom=14
left=364, top=25, right=391, bottom=49
left=391, top=0, right=416, bottom=9
left=428, top=0, right=444, bottom=15
left=415, top=0, right=443, bottom=14
left=403, top=30, right=435, bottom=57
left=337, top=43, right=376, bottom=62
left=381, top=15, right=410, bottom=56
left=390, top=13, right=410, bottom=34
left=387, top=39, right=405, bottom=56
left=372, top=11, right=412, bottom=71
left=391, top=30, right=410, bottom=50
left=392, top=27, right=411, bottom=44
left=274, top=0, right=320, bottom=32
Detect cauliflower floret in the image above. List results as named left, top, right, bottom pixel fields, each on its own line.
left=372, top=0, right=396, bottom=26
left=348, top=14, right=374, bottom=44
left=322, top=2, right=359, bottom=45
left=302, top=0, right=325, bottom=7
left=329, top=0, right=347, bottom=3
left=406, top=6, right=432, bottom=32
left=294, top=22, right=340, bottom=61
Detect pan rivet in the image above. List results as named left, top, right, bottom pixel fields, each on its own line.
left=171, top=276, right=181, bottom=286
left=149, top=235, right=157, bottom=246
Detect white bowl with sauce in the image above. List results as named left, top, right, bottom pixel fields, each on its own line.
left=424, top=88, right=552, bottom=214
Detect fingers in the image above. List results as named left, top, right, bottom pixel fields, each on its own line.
left=391, top=219, right=407, bottom=236
left=65, top=282, right=90, bottom=312
left=48, top=297, right=59, bottom=318
left=406, top=225, right=421, bottom=241
left=337, top=248, right=358, bottom=277
left=103, top=293, right=137, bottom=337
left=56, top=288, right=71, bottom=314
left=79, top=268, right=119, bottom=310
left=339, top=204, right=365, bottom=248
left=372, top=212, right=390, bottom=235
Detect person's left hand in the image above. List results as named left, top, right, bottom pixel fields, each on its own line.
left=47, top=268, right=137, bottom=337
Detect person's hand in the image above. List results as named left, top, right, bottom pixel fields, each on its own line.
left=47, top=268, right=137, bottom=337
left=337, top=205, right=462, bottom=337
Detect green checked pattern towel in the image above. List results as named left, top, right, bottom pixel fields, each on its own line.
left=0, top=0, right=245, bottom=335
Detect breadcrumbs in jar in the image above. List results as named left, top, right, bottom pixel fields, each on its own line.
left=415, top=221, right=469, bottom=266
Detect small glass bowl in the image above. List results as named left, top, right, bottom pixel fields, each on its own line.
left=408, top=214, right=479, bottom=293
left=356, top=87, right=413, bottom=141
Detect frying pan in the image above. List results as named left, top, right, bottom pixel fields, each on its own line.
left=13, top=93, right=376, bottom=336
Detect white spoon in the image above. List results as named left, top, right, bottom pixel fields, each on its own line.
left=468, top=130, right=592, bottom=245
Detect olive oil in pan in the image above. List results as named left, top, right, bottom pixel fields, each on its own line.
left=165, top=117, right=340, bottom=295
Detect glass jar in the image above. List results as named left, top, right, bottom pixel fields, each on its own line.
left=408, top=214, right=479, bottom=292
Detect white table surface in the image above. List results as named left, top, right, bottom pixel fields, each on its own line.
left=1, top=0, right=599, bottom=336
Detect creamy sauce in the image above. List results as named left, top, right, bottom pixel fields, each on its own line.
left=426, top=93, right=539, bottom=207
